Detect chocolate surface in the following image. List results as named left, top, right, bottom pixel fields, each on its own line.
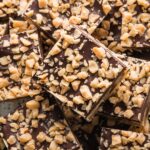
left=0, top=94, right=81, bottom=150
left=0, top=30, right=42, bottom=101
left=120, top=0, right=150, bottom=48
left=100, top=128, right=150, bottom=150
left=24, top=0, right=111, bottom=41
left=37, top=27, right=126, bottom=120
left=99, top=55, right=150, bottom=125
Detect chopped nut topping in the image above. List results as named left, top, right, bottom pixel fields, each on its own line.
left=92, top=47, right=106, bottom=59
left=7, top=135, right=16, bottom=145
left=26, top=100, right=40, bottom=109
left=19, top=133, right=32, bottom=143
left=37, top=132, right=46, bottom=143
left=73, top=96, right=84, bottom=104
left=123, top=109, right=134, bottom=119
left=0, top=78, right=9, bottom=89
left=20, top=37, right=32, bottom=46
left=71, top=80, right=81, bottom=91
left=80, top=85, right=92, bottom=100
left=112, top=134, right=122, bottom=146
left=88, top=60, right=99, bottom=74
left=38, top=0, right=47, bottom=8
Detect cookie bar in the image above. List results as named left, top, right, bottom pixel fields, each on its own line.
left=121, top=0, right=150, bottom=48
left=99, top=56, right=150, bottom=125
left=37, top=27, right=126, bottom=120
left=0, top=94, right=81, bottom=150
left=9, top=14, right=54, bottom=57
left=0, top=30, right=42, bottom=101
left=93, top=0, right=126, bottom=52
left=99, top=128, right=150, bottom=150
left=24, top=0, right=111, bottom=40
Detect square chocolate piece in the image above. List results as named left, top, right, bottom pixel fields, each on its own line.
left=99, top=55, right=150, bottom=125
left=24, top=0, right=111, bottom=40
left=120, top=0, right=150, bottom=48
left=100, top=128, right=150, bottom=150
left=0, top=30, right=42, bottom=101
left=0, top=94, right=81, bottom=150
left=37, top=27, right=126, bottom=120
left=93, top=0, right=126, bottom=52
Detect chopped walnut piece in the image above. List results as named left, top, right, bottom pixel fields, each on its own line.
left=90, top=78, right=99, bottom=88
left=52, top=17, right=63, bottom=28
left=0, top=78, right=9, bottom=89
left=24, top=140, right=35, bottom=150
left=26, top=58, right=35, bottom=68
left=102, top=4, right=111, bottom=15
left=11, top=111, right=20, bottom=121
left=123, top=109, right=134, bottom=119
left=10, top=34, right=19, bottom=45
left=89, top=13, right=99, bottom=23
left=80, top=85, right=92, bottom=100
left=63, top=75, right=77, bottom=83
left=88, top=60, right=99, bottom=74
left=92, top=47, right=106, bottom=59
left=31, top=120, right=38, bottom=128
left=80, top=7, right=90, bottom=20
left=37, top=132, right=46, bottom=143
left=73, top=96, right=84, bottom=104
left=49, top=45, right=61, bottom=56
left=49, top=141, right=58, bottom=150
left=69, top=16, right=81, bottom=25
left=71, top=80, right=81, bottom=91
left=7, top=135, right=16, bottom=145
left=19, top=133, right=32, bottom=143
left=66, top=131, right=74, bottom=142
left=136, top=133, right=146, bottom=145
left=0, top=117, right=6, bottom=124
left=54, top=134, right=64, bottom=144
left=20, top=37, right=32, bottom=46
left=0, top=56, right=11, bottom=65
left=38, top=0, right=47, bottom=8
left=26, top=100, right=40, bottom=109
left=77, top=71, right=88, bottom=79
left=132, top=95, right=144, bottom=108
left=111, top=134, right=122, bottom=146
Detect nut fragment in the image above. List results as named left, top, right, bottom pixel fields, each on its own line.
left=71, top=80, right=81, bottom=91
left=123, top=109, right=134, bottom=119
left=77, top=71, right=88, bottom=79
left=49, top=45, right=61, bottom=56
left=88, top=60, right=99, bottom=74
left=7, top=135, right=16, bottom=145
left=0, top=78, right=9, bottom=89
left=73, top=96, right=84, bottom=104
left=19, top=133, right=32, bottom=143
left=37, top=132, right=46, bottom=143
left=38, top=0, right=47, bottom=8
left=49, top=141, right=58, bottom=150
left=26, top=58, right=35, bottom=68
left=136, top=133, right=146, bottom=145
left=92, top=47, right=106, bottom=59
left=80, top=85, right=92, bottom=100
left=20, top=37, right=32, bottom=46
left=10, top=34, right=19, bottom=45
left=111, top=134, right=122, bottom=146
left=26, top=100, right=40, bottom=110
left=80, top=7, right=90, bottom=20
left=54, top=135, right=64, bottom=144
